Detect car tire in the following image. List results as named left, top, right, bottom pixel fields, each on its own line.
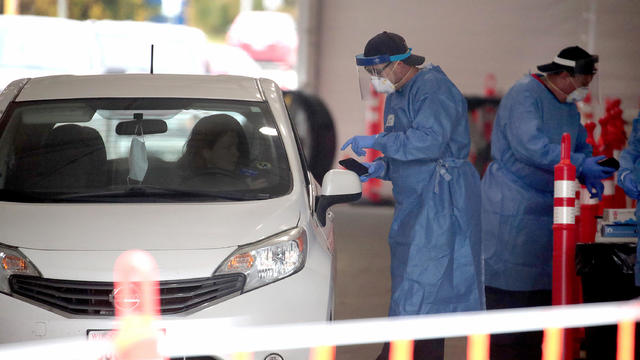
left=284, top=91, right=336, bottom=184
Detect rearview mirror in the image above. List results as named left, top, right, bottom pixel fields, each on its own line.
left=116, top=119, right=168, bottom=135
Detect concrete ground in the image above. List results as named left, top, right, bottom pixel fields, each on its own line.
left=331, top=203, right=466, bottom=360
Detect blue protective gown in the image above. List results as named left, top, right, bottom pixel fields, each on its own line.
left=617, top=115, right=640, bottom=286
left=481, top=74, right=592, bottom=292
left=370, top=65, right=485, bottom=316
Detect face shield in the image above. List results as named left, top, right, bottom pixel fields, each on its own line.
left=355, top=49, right=412, bottom=99
left=573, top=55, right=600, bottom=108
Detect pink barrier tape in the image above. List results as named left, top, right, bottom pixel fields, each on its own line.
left=2, top=301, right=640, bottom=359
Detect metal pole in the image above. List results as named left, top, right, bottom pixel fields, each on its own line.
left=239, top=0, right=252, bottom=13
left=586, top=0, right=597, bottom=53
left=297, top=0, right=319, bottom=92
left=57, top=0, right=67, bottom=18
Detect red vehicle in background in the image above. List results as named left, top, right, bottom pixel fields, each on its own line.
left=226, top=10, right=298, bottom=69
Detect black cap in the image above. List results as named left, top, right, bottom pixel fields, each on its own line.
left=364, top=31, right=425, bottom=66
left=537, top=46, right=599, bottom=75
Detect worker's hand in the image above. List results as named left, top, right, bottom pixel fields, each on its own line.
left=359, top=160, right=385, bottom=182
left=584, top=178, right=605, bottom=201
left=618, top=169, right=640, bottom=200
left=341, top=135, right=377, bottom=157
left=581, top=155, right=617, bottom=181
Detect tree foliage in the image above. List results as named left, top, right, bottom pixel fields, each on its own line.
left=17, top=0, right=160, bottom=20
left=185, top=0, right=239, bottom=40
left=10, top=0, right=298, bottom=41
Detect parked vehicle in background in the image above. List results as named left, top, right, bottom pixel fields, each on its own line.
left=0, top=73, right=361, bottom=359
left=90, top=19, right=209, bottom=74
left=205, top=42, right=263, bottom=77
left=284, top=90, right=337, bottom=183
left=226, top=10, right=298, bottom=69
left=0, top=15, right=102, bottom=90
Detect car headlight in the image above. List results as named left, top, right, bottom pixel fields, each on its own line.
left=214, top=227, right=307, bottom=292
left=0, top=243, right=41, bottom=294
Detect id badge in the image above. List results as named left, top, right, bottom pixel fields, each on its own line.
left=384, top=114, right=395, bottom=131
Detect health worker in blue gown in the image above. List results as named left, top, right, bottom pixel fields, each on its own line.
left=617, top=111, right=640, bottom=284
left=341, top=31, right=485, bottom=360
left=481, top=46, right=615, bottom=360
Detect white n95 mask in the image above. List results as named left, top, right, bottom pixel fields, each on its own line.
left=128, top=136, right=148, bottom=182
left=371, top=76, right=396, bottom=94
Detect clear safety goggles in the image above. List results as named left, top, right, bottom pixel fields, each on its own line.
left=355, top=49, right=412, bottom=99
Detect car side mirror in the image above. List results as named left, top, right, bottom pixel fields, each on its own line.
left=315, top=169, right=362, bottom=226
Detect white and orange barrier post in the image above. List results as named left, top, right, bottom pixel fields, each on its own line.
left=552, top=133, right=578, bottom=360
left=112, top=249, right=165, bottom=360
left=573, top=180, right=585, bottom=305
left=572, top=178, right=586, bottom=357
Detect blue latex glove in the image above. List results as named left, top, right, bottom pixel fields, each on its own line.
left=618, top=169, right=640, bottom=200
left=581, top=155, right=617, bottom=181
left=584, top=178, right=604, bottom=200
left=341, top=135, right=377, bottom=157
left=359, top=160, right=385, bottom=182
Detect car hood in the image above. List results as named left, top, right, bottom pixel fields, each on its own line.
left=0, top=197, right=301, bottom=251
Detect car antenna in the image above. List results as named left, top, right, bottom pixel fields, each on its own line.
left=150, top=44, right=154, bottom=74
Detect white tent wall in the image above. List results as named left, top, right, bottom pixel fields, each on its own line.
left=306, top=0, right=640, bottom=173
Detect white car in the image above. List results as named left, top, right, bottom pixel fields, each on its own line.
left=0, top=74, right=361, bottom=359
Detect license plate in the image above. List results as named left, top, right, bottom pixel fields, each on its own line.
left=87, top=329, right=116, bottom=341
left=87, top=328, right=165, bottom=360
left=87, top=330, right=116, bottom=360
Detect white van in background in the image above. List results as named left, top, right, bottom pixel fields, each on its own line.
left=90, top=19, right=209, bottom=75
left=0, top=15, right=103, bottom=90
left=0, top=15, right=210, bottom=90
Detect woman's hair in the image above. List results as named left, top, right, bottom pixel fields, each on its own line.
left=177, top=114, right=249, bottom=172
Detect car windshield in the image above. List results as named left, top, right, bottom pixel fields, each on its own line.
left=0, top=98, right=292, bottom=202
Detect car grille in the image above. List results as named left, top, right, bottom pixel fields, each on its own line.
left=9, top=274, right=245, bottom=316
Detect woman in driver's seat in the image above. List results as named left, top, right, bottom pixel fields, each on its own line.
left=177, top=114, right=250, bottom=188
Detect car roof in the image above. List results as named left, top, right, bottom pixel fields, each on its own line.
left=15, top=74, right=266, bottom=102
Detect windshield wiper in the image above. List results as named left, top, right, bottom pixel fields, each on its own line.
left=49, top=185, right=269, bottom=201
